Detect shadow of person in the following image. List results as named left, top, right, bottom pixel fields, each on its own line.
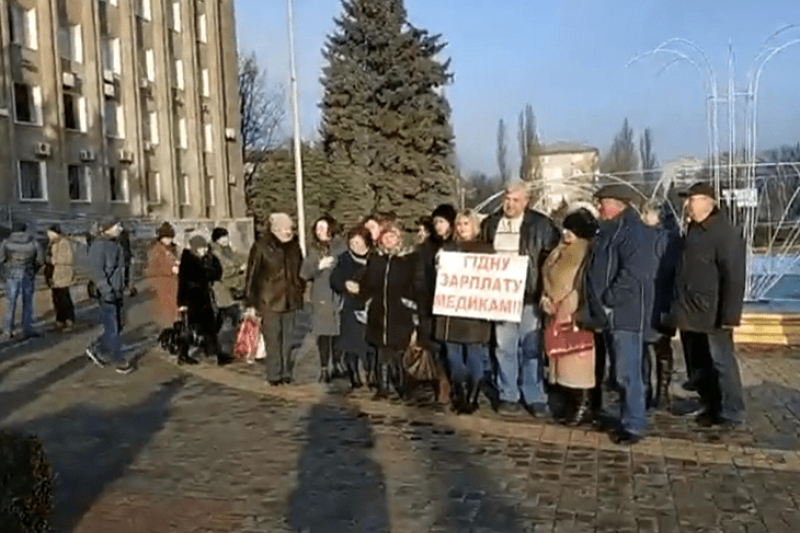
left=3, top=375, right=187, bottom=532
left=409, top=423, right=527, bottom=533
left=287, top=401, right=390, bottom=533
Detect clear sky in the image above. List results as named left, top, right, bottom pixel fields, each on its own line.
left=234, top=0, right=800, bottom=176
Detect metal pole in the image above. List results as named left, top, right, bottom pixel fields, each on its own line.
left=287, top=0, right=306, bottom=255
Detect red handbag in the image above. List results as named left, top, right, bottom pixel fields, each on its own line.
left=544, top=301, right=594, bottom=359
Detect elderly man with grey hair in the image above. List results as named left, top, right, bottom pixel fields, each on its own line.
left=244, top=213, right=306, bottom=385
left=481, top=182, right=560, bottom=416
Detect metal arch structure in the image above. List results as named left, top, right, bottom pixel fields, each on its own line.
left=628, top=32, right=800, bottom=301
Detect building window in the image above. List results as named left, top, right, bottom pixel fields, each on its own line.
left=103, top=38, right=121, bottom=74
left=201, top=69, right=210, bottom=97
left=146, top=171, right=161, bottom=204
left=178, top=117, right=187, bottom=149
left=207, top=176, right=215, bottom=207
left=139, top=0, right=151, bottom=21
left=109, top=167, right=129, bottom=202
left=204, top=123, right=212, bottom=153
left=14, top=83, right=42, bottom=125
left=104, top=101, right=124, bottom=138
left=9, top=5, right=38, bottom=50
left=179, top=173, right=190, bottom=205
left=174, top=59, right=184, bottom=90
left=59, top=24, right=83, bottom=63
left=107, top=0, right=118, bottom=6
left=63, top=93, right=87, bottom=131
left=197, top=13, right=207, bottom=43
left=148, top=111, right=159, bottom=145
left=145, top=49, right=155, bottom=81
left=68, top=164, right=92, bottom=202
left=171, top=1, right=182, bottom=32
left=18, top=161, right=46, bottom=200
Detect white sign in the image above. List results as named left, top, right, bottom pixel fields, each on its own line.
left=433, top=252, right=528, bottom=323
left=722, top=188, right=758, bottom=208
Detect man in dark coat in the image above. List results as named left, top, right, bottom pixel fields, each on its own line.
left=480, top=182, right=560, bottom=415
left=86, top=219, right=133, bottom=374
left=673, top=182, right=746, bottom=428
left=245, top=213, right=306, bottom=385
left=0, top=221, right=43, bottom=340
left=582, top=184, right=651, bottom=444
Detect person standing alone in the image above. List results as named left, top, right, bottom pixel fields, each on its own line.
left=1, top=221, right=43, bottom=340
left=45, top=225, right=76, bottom=331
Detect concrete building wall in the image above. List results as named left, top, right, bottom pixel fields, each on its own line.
left=536, top=148, right=599, bottom=213
left=0, top=0, right=244, bottom=223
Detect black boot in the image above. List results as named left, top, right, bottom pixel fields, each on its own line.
left=655, top=347, right=674, bottom=411
left=590, top=386, right=605, bottom=428
left=450, top=382, right=466, bottom=413
left=565, top=389, right=592, bottom=427
left=318, top=368, right=331, bottom=383
left=557, top=386, right=575, bottom=423
left=373, top=363, right=388, bottom=399
left=178, top=348, right=199, bottom=366
left=462, top=379, right=479, bottom=414
left=346, top=353, right=363, bottom=389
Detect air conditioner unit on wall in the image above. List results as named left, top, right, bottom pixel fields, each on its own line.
left=224, top=128, right=236, bottom=141
left=103, top=70, right=115, bottom=83
left=62, top=72, right=76, bottom=88
left=35, top=142, right=51, bottom=157
left=79, top=149, right=96, bottom=162
left=104, top=82, right=116, bottom=98
left=143, top=141, right=154, bottom=152
left=119, top=150, right=134, bottom=163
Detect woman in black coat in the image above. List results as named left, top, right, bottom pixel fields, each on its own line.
left=330, top=225, right=373, bottom=389
left=361, top=220, right=419, bottom=399
left=177, top=235, right=229, bottom=365
left=433, top=210, right=495, bottom=413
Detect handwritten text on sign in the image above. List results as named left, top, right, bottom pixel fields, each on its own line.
left=433, top=252, right=528, bottom=322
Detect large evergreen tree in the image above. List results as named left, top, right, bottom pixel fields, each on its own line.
left=320, top=0, right=456, bottom=225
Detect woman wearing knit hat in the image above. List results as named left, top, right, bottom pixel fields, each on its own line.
left=145, top=221, right=181, bottom=330
left=415, top=203, right=457, bottom=403
left=540, top=207, right=599, bottom=427
left=177, top=234, right=230, bottom=365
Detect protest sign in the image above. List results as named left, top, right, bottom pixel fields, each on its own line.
left=433, top=252, right=528, bottom=322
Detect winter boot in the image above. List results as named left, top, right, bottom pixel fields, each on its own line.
left=565, top=389, right=593, bottom=427
left=346, top=353, right=363, bottom=389
left=373, top=363, right=388, bottom=400
left=655, top=346, right=674, bottom=411
left=450, top=382, right=466, bottom=413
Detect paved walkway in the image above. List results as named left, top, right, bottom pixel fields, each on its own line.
left=1, top=294, right=800, bottom=532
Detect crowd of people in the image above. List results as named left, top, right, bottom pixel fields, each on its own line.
left=0, top=178, right=746, bottom=445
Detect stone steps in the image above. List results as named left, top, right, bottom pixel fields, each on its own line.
left=735, top=312, right=800, bottom=346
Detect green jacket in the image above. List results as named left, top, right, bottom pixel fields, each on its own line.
left=210, top=242, right=247, bottom=307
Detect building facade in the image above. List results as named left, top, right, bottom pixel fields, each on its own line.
left=0, top=0, right=245, bottom=223
left=533, top=142, right=599, bottom=213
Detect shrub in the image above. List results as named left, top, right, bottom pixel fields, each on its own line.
left=0, top=432, right=54, bottom=533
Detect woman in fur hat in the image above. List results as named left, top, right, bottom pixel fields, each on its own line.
left=540, top=207, right=599, bottom=426
left=361, top=220, right=419, bottom=399
left=145, top=222, right=181, bottom=329
left=177, top=235, right=230, bottom=366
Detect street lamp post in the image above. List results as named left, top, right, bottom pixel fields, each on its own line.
left=287, top=0, right=306, bottom=255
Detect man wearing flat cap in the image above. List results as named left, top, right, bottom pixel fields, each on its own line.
left=672, top=182, right=746, bottom=429
left=86, top=218, right=134, bottom=374
left=581, top=183, right=651, bottom=444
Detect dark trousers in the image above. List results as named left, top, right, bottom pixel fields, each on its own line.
left=592, top=332, right=607, bottom=412
left=51, top=287, right=75, bottom=324
left=262, top=310, right=300, bottom=383
left=642, top=336, right=673, bottom=406
left=681, top=329, right=745, bottom=423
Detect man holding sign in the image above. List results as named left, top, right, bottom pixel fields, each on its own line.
left=480, top=182, right=560, bottom=415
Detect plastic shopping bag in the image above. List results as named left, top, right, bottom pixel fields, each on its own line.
left=233, top=308, right=263, bottom=363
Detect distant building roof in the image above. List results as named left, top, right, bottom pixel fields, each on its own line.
left=537, top=142, right=599, bottom=156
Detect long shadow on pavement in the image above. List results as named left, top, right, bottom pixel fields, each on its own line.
left=287, top=400, right=390, bottom=533
left=3, top=374, right=187, bottom=533
left=409, top=422, right=528, bottom=533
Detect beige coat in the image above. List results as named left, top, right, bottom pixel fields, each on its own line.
left=48, top=237, right=74, bottom=289
left=541, top=237, right=595, bottom=389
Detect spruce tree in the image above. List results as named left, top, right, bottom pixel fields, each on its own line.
left=320, top=0, right=456, bottom=226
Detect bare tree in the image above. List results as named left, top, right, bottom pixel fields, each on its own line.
left=639, top=128, right=659, bottom=190
left=601, top=117, right=639, bottom=178
left=518, top=104, right=540, bottom=181
left=497, top=119, right=509, bottom=185
left=238, top=52, right=287, bottom=191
